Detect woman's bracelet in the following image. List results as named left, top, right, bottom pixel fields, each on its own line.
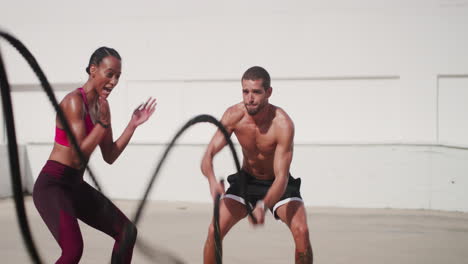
left=97, top=120, right=110, bottom=128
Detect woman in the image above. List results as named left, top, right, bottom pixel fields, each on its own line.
left=33, top=47, right=156, bottom=264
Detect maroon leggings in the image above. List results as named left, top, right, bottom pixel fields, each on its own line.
left=33, top=160, right=137, bottom=264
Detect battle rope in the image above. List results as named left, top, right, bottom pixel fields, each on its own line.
left=127, top=114, right=257, bottom=264
left=0, top=30, right=255, bottom=264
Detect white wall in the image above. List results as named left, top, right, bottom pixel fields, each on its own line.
left=0, top=146, right=13, bottom=198
left=22, top=143, right=468, bottom=212
left=438, top=76, right=468, bottom=147
left=1, top=0, right=468, bottom=211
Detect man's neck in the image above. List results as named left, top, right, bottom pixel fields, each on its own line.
left=250, top=103, right=272, bottom=125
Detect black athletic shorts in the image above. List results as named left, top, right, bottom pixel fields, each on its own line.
left=224, top=170, right=303, bottom=219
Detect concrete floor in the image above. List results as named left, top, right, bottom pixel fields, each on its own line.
left=1, top=197, right=468, bottom=263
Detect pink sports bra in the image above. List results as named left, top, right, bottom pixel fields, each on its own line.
left=54, top=88, right=95, bottom=147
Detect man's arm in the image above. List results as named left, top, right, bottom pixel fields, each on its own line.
left=263, top=117, right=295, bottom=210
left=201, top=106, right=239, bottom=198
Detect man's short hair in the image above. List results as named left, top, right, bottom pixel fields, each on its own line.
left=242, top=66, right=271, bottom=90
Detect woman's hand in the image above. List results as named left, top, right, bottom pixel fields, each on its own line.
left=131, top=97, right=157, bottom=127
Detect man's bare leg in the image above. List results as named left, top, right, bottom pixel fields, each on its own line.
left=276, top=201, right=313, bottom=264
left=204, top=198, right=247, bottom=264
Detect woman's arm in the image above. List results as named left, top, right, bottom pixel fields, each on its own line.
left=99, top=98, right=157, bottom=164
left=61, top=94, right=109, bottom=160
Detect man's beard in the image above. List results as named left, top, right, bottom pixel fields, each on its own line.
left=245, top=102, right=264, bottom=116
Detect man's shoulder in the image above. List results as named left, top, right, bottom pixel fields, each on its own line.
left=225, top=103, right=245, bottom=118
left=272, top=105, right=294, bottom=129
left=222, top=103, right=245, bottom=125
left=226, top=103, right=244, bottom=113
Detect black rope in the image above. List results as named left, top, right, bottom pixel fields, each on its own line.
left=0, top=44, right=42, bottom=264
left=0, top=29, right=109, bottom=264
left=214, top=193, right=222, bottom=264
left=132, top=114, right=256, bottom=225
left=0, top=31, right=102, bottom=188
left=0, top=30, right=184, bottom=264
left=128, top=114, right=257, bottom=264
left=0, top=30, right=255, bottom=264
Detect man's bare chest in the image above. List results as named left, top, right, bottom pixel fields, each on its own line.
left=234, top=124, right=277, bottom=154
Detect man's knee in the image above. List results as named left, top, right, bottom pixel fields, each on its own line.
left=291, top=222, right=310, bottom=241
left=206, top=222, right=225, bottom=241
left=207, top=223, right=217, bottom=238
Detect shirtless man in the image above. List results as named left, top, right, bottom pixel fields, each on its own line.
left=201, top=66, right=313, bottom=264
